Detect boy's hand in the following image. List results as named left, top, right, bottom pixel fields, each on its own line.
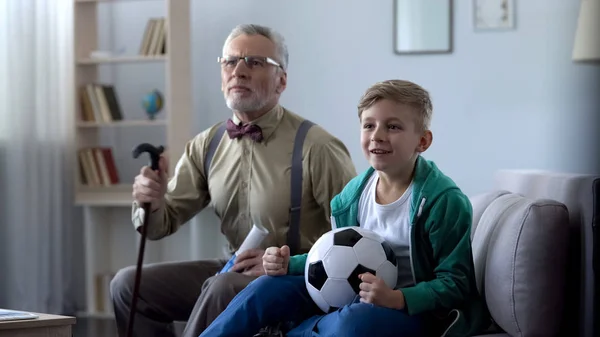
left=262, top=245, right=290, bottom=276
left=358, top=272, right=405, bottom=310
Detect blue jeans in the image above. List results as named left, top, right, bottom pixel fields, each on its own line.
left=200, top=275, right=422, bottom=337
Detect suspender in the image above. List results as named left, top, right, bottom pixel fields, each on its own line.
left=203, top=120, right=314, bottom=256
left=287, top=120, right=314, bottom=255
left=204, top=123, right=227, bottom=177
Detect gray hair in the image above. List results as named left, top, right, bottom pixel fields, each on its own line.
left=223, top=24, right=289, bottom=71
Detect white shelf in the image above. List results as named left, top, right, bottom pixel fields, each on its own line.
left=76, top=0, right=161, bottom=3
left=77, top=55, right=166, bottom=65
left=74, top=0, right=193, bottom=316
left=75, top=184, right=133, bottom=206
left=77, top=119, right=166, bottom=128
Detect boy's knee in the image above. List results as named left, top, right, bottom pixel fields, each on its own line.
left=248, top=275, right=306, bottom=295
left=247, top=275, right=280, bottom=290
left=332, top=304, right=382, bottom=336
left=329, top=304, right=420, bottom=337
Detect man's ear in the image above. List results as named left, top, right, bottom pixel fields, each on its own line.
left=417, top=130, right=433, bottom=153
left=276, top=71, right=287, bottom=94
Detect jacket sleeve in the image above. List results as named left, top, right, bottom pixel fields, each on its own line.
left=399, top=191, right=475, bottom=315
left=131, top=133, right=212, bottom=240
left=287, top=253, right=308, bottom=275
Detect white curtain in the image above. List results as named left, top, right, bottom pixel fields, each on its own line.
left=0, top=0, right=84, bottom=314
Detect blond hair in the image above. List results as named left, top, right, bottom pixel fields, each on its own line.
left=357, top=79, right=432, bottom=131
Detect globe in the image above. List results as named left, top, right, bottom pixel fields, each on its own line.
left=142, top=90, right=163, bottom=119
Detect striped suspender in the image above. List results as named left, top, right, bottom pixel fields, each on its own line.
left=203, top=120, right=314, bottom=256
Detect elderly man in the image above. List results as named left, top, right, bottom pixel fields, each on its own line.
left=110, top=24, right=357, bottom=337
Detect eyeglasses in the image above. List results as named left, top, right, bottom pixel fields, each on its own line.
left=217, top=55, right=283, bottom=70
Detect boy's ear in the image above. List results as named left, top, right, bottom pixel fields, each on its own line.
left=417, top=130, right=433, bottom=153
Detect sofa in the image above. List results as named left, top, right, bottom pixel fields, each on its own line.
left=180, top=169, right=598, bottom=337
left=469, top=169, right=598, bottom=337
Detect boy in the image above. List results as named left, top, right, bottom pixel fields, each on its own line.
left=199, top=79, right=490, bottom=337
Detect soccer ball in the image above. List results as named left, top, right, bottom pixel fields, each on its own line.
left=304, top=226, right=398, bottom=313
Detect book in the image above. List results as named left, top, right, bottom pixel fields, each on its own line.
left=0, top=309, right=39, bottom=321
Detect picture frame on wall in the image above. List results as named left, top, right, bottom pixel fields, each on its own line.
left=473, top=0, right=516, bottom=31
left=393, top=0, right=453, bottom=54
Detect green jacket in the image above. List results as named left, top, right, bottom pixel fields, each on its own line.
left=288, top=156, right=490, bottom=337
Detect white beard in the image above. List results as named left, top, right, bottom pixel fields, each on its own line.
left=225, top=93, right=267, bottom=112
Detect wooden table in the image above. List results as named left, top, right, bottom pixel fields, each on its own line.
left=0, top=312, right=76, bottom=337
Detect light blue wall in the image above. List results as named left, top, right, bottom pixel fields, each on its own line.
left=99, top=0, right=599, bottom=196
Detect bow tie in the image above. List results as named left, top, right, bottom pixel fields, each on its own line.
left=226, top=119, right=264, bottom=142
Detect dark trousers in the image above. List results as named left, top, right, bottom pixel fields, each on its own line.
left=200, top=275, right=423, bottom=337
left=110, top=259, right=257, bottom=337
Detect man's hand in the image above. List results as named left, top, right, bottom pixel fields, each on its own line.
left=132, top=154, right=168, bottom=212
left=358, top=272, right=405, bottom=310
left=230, top=248, right=266, bottom=276
left=262, top=245, right=290, bottom=276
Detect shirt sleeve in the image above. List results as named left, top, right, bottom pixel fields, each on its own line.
left=307, top=137, right=357, bottom=222
left=131, top=133, right=211, bottom=240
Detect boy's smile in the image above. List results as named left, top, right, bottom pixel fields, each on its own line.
left=360, top=99, right=431, bottom=180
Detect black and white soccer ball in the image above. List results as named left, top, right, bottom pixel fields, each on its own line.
left=304, top=226, right=398, bottom=313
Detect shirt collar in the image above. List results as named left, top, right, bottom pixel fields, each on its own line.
left=231, top=104, right=284, bottom=142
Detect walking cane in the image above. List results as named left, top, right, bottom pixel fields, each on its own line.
left=127, top=143, right=165, bottom=337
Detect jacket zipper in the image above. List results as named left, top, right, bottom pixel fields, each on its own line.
left=409, top=197, right=426, bottom=285
left=409, top=226, right=417, bottom=285
left=411, top=196, right=461, bottom=336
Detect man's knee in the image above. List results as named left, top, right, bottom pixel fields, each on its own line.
left=110, top=265, right=136, bottom=301
left=202, top=272, right=255, bottom=300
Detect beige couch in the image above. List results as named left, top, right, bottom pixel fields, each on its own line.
left=469, top=170, right=598, bottom=337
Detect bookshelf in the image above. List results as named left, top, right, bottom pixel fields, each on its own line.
left=77, top=55, right=167, bottom=65
left=73, top=0, right=192, bottom=317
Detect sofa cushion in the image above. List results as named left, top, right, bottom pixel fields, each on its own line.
left=494, top=170, right=599, bottom=336
left=469, top=190, right=510, bottom=241
left=472, top=193, right=569, bottom=337
left=470, top=191, right=517, bottom=295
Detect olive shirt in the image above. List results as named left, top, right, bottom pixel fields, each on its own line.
left=131, top=104, right=357, bottom=255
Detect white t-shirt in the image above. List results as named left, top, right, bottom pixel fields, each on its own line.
left=357, top=171, right=414, bottom=288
